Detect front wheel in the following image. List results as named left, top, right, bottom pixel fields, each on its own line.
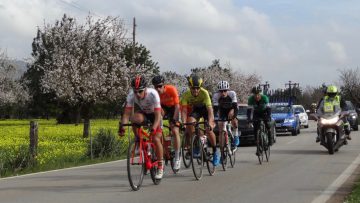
left=127, top=140, right=145, bottom=191
left=326, top=132, right=335, bottom=155
left=191, top=135, right=204, bottom=180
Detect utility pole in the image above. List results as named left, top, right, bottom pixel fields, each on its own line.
left=285, top=80, right=300, bottom=105
left=258, top=81, right=270, bottom=95
left=132, top=17, right=136, bottom=73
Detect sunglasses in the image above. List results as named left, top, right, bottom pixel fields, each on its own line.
left=134, top=89, right=144, bottom=94
left=191, top=87, right=200, bottom=90
left=219, top=90, right=227, bottom=93
left=155, top=85, right=163, bottom=89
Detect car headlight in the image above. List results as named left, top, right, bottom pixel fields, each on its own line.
left=352, top=115, right=357, bottom=119
left=320, top=117, right=338, bottom=125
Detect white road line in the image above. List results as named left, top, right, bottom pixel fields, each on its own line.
left=0, top=159, right=126, bottom=181
left=287, top=140, right=297, bottom=144
left=312, top=152, right=360, bottom=203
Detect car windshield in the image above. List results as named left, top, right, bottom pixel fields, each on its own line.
left=346, top=101, right=354, bottom=110
left=271, top=106, right=291, bottom=113
left=238, top=107, right=247, bottom=115
left=294, top=107, right=305, bottom=113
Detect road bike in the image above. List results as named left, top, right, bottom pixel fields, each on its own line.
left=162, top=120, right=183, bottom=174
left=215, top=119, right=236, bottom=171
left=183, top=121, right=216, bottom=180
left=123, top=123, right=162, bottom=191
left=252, top=119, right=270, bottom=164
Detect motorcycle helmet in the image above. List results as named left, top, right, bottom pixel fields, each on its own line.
left=326, top=85, right=338, bottom=98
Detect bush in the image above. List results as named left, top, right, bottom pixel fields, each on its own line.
left=87, top=128, right=121, bottom=158
left=0, top=144, right=34, bottom=177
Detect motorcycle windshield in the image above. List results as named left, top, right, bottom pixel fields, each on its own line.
left=318, top=109, right=341, bottom=119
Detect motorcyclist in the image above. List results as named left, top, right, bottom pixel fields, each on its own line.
left=316, top=85, right=351, bottom=142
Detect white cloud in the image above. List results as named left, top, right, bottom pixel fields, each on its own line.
left=1, top=0, right=360, bottom=88
left=327, top=41, right=347, bottom=64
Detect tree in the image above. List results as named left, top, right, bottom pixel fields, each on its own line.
left=190, top=59, right=261, bottom=103
left=31, top=14, right=130, bottom=137
left=0, top=50, right=29, bottom=118
left=339, top=68, right=360, bottom=107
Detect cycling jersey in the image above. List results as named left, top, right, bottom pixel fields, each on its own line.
left=180, top=87, right=212, bottom=108
left=248, top=94, right=269, bottom=115
left=213, top=90, right=238, bottom=119
left=125, top=88, right=161, bottom=114
left=159, top=85, right=180, bottom=107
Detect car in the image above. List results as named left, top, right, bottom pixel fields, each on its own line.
left=270, top=104, right=301, bottom=136
left=346, top=100, right=359, bottom=131
left=237, top=104, right=276, bottom=145
left=292, top=105, right=309, bottom=128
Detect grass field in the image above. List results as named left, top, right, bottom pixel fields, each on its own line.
left=0, top=119, right=127, bottom=177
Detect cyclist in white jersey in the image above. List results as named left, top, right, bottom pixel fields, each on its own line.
left=212, top=81, right=240, bottom=150
left=119, top=75, right=164, bottom=179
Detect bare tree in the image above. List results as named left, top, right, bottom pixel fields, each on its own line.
left=339, top=68, right=360, bottom=106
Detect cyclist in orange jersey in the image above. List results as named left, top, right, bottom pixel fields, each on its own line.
left=152, top=75, right=182, bottom=170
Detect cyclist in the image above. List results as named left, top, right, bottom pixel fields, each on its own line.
left=316, top=85, right=351, bottom=142
left=212, top=80, right=240, bottom=151
left=118, top=75, right=164, bottom=179
left=152, top=75, right=182, bottom=170
left=247, top=87, right=272, bottom=156
left=180, top=75, right=220, bottom=166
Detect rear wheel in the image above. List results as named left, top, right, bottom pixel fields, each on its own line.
left=181, top=133, right=192, bottom=168
left=206, top=145, right=216, bottom=176
left=127, top=140, right=145, bottom=191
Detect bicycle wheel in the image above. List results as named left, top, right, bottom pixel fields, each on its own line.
left=227, top=133, right=235, bottom=168
left=256, top=129, right=264, bottom=165
left=181, top=133, right=192, bottom=168
left=206, top=145, right=216, bottom=176
left=127, top=140, right=145, bottom=191
left=191, top=135, right=204, bottom=180
left=264, top=132, right=270, bottom=162
left=149, top=145, right=162, bottom=185
left=220, top=132, right=228, bottom=171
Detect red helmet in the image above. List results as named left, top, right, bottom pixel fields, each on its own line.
left=131, top=75, right=147, bottom=90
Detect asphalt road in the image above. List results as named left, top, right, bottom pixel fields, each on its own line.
left=1, top=121, right=360, bottom=203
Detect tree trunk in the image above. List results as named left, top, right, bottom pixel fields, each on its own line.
left=29, top=121, right=38, bottom=158
left=82, top=104, right=91, bottom=138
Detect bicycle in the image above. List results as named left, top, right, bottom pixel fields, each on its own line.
left=123, top=123, right=162, bottom=191
left=162, top=120, right=182, bottom=174
left=183, top=121, right=216, bottom=180
left=215, top=119, right=236, bottom=171
left=252, top=119, right=270, bottom=164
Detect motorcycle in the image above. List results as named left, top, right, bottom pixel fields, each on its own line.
left=311, top=109, right=349, bottom=154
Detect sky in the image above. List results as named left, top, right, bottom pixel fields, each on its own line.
left=1, top=0, right=360, bottom=89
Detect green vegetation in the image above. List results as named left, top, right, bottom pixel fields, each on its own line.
left=0, top=119, right=129, bottom=177
left=345, top=180, right=360, bottom=203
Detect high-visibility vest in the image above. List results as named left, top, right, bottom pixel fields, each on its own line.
left=323, top=95, right=340, bottom=113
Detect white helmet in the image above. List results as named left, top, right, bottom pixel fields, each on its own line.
left=217, top=80, right=230, bottom=91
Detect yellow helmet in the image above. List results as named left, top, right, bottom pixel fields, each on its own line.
left=188, top=75, right=203, bottom=87
left=326, top=85, right=338, bottom=94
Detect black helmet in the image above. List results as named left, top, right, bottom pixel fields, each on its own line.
left=131, top=75, right=147, bottom=90
left=152, top=75, right=165, bottom=86
left=251, top=86, right=261, bottom=94
left=188, top=75, right=203, bottom=87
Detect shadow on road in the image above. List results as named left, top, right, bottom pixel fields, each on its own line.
left=271, top=149, right=330, bottom=155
